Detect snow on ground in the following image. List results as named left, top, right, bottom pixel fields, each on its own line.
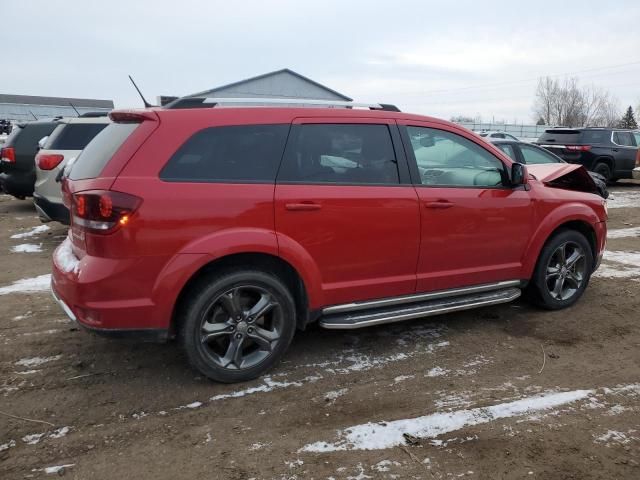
left=15, top=355, right=62, bottom=367
left=607, top=226, right=640, bottom=239
left=324, top=388, right=349, bottom=405
left=53, top=236, right=80, bottom=273
left=10, top=224, right=50, bottom=239
left=0, top=274, right=51, bottom=295
left=608, top=189, right=640, bottom=209
left=593, top=251, right=640, bottom=279
left=594, top=429, right=639, bottom=446
left=10, top=243, right=42, bottom=253
left=43, top=464, right=75, bottom=475
left=301, top=389, right=594, bottom=452
left=210, top=375, right=322, bottom=401
left=426, top=366, right=449, bottom=377
left=0, top=440, right=16, bottom=452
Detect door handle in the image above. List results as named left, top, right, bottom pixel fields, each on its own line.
left=424, top=200, right=454, bottom=209
left=285, top=202, right=322, bottom=211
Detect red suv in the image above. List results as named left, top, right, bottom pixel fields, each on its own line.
left=51, top=99, right=607, bottom=383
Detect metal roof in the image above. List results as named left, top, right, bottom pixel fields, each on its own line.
left=188, top=68, right=352, bottom=101
left=0, top=94, right=114, bottom=109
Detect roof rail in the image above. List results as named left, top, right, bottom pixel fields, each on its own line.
left=164, top=97, right=401, bottom=112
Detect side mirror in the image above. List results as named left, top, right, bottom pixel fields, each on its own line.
left=419, top=136, right=435, bottom=148
left=37, top=136, right=48, bottom=150
left=511, top=162, right=529, bottom=187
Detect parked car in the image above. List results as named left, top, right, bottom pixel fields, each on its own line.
left=478, top=130, right=519, bottom=141
left=34, top=115, right=110, bottom=224
left=490, top=139, right=609, bottom=199
left=0, top=119, right=12, bottom=135
left=536, top=127, right=639, bottom=182
left=51, top=98, right=607, bottom=383
left=0, top=120, right=58, bottom=199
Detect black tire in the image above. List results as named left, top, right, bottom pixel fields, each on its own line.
left=179, top=269, right=297, bottom=383
left=528, top=230, right=593, bottom=310
left=593, top=162, right=612, bottom=183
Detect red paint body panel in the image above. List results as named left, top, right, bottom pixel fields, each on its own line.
left=52, top=107, right=608, bottom=335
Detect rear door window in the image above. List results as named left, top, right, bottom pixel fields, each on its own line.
left=519, top=144, right=560, bottom=164
left=69, top=123, right=138, bottom=180
left=160, top=124, right=289, bottom=183
left=580, top=130, right=609, bottom=144
left=47, top=123, right=108, bottom=150
left=278, top=124, right=399, bottom=184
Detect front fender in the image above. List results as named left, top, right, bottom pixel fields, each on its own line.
left=521, top=202, right=601, bottom=278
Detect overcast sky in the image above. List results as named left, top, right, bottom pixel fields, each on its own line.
left=3, top=0, right=639, bottom=123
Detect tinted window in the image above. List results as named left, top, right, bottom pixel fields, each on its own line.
left=612, top=131, right=635, bottom=147
left=496, top=143, right=516, bottom=160
left=48, top=123, right=107, bottom=150
left=69, top=123, right=138, bottom=180
left=634, top=132, right=640, bottom=146
left=160, top=124, right=289, bottom=182
left=278, top=124, right=399, bottom=184
left=537, top=129, right=581, bottom=144
left=580, top=130, right=609, bottom=144
left=520, top=144, right=560, bottom=164
left=406, top=126, right=505, bottom=187
left=13, top=123, right=57, bottom=151
left=492, top=133, right=505, bottom=139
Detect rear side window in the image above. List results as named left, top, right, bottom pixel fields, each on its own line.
left=69, top=123, right=138, bottom=180
left=47, top=123, right=107, bottom=150
left=580, top=130, right=609, bottom=144
left=160, top=124, right=289, bottom=183
left=13, top=123, right=57, bottom=151
left=278, top=124, right=399, bottom=184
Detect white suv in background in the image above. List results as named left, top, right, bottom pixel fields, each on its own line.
left=478, top=130, right=519, bottom=141
left=34, top=114, right=110, bottom=224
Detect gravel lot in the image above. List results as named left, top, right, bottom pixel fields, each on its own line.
left=1, top=183, right=639, bottom=480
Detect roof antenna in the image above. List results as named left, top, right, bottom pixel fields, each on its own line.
left=69, top=102, right=81, bottom=116
left=128, top=75, right=156, bottom=108
left=29, top=110, right=38, bottom=120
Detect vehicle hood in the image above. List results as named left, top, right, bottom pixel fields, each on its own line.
left=527, top=163, right=599, bottom=196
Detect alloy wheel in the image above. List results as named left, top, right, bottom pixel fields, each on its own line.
left=545, top=241, right=587, bottom=301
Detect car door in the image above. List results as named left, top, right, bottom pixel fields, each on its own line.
left=611, top=131, right=637, bottom=175
left=274, top=118, right=420, bottom=307
left=399, top=122, right=534, bottom=293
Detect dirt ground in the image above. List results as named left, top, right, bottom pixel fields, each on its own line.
left=1, top=183, right=639, bottom=480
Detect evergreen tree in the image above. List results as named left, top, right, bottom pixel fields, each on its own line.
left=536, top=117, right=546, bottom=126
left=618, top=106, right=638, bottom=129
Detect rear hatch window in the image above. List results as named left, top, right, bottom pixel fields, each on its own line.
left=537, top=129, right=581, bottom=145
left=47, top=123, right=108, bottom=150
left=69, top=123, right=138, bottom=180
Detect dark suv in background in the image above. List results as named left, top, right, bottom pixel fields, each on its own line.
left=0, top=120, right=58, bottom=199
left=536, top=128, right=639, bottom=182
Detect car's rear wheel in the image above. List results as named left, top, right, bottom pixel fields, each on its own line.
left=529, top=230, right=593, bottom=310
left=179, top=270, right=296, bottom=383
left=593, top=162, right=612, bottom=183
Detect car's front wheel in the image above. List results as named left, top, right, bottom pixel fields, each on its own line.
left=179, top=270, right=297, bottom=383
left=529, top=230, right=593, bottom=310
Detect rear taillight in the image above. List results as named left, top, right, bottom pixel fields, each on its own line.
left=71, top=190, right=141, bottom=233
left=565, top=145, right=591, bottom=152
left=1, top=147, right=15, bottom=163
left=36, top=153, right=64, bottom=170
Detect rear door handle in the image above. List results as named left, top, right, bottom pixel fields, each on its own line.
left=285, top=202, right=322, bottom=211
left=424, top=200, right=454, bottom=209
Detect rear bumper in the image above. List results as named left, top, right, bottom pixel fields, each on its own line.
left=0, top=171, right=35, bottom=198
left=633, top=167, right=640, bottom=181
left=51, top=239, right=173, bottom=339
left=34, top=193, right=69, bottom=224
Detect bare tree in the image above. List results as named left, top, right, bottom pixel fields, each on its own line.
left=533, top=77, right=620, bottom=127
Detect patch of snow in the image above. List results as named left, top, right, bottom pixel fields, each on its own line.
left=132, top=411, right=148, bottom=420
left=49, top=426, right=70, bottom=439
left=594, top=429, right=638, bottom=446
left=15, top=369, right=41, bottom=375
left=54, top=236, right=80, bottom=274
left=393, top=375, right=415, bottom=384
left=607, top=226, right=640, bottom=239
left=324, top=388, right=348, bottom=405
left=301, top=389, right=593, bottom=452
left=593, top=250, right=640, bottom=279
left=10, top=225, right=50, bottom=239
left=210, top=375, right=322, bottom=401
left=11, top=243, right=42, bottom=253
left=12, top=311, right=33, bottom=321
left=249, top=442, right=270, bottom=451
left=373, top=460, right=401, bottom=472
left=426, top=367, right=449, bottom=377
left=0, top=440, right=16, bottom=451
left=175, top=401, right=202, bottom=410
left=285, top=459, right=304, bottom=469
left=607, top=189, right=640, bottom=209
left=0, top=274, right=51, bottom=295
left=44, top=464, right=75, bottom=475
left=22, top=433, right=46, bottom=445
left=346, top=463, right=373, bottom=480
left=15, top=355, right=61, bottom=367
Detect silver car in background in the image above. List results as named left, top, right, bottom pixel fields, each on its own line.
left=34, top=114, right=110, bottom=224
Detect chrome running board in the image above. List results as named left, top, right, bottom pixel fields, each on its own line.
left=319, top=287, right=521, bottom=330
